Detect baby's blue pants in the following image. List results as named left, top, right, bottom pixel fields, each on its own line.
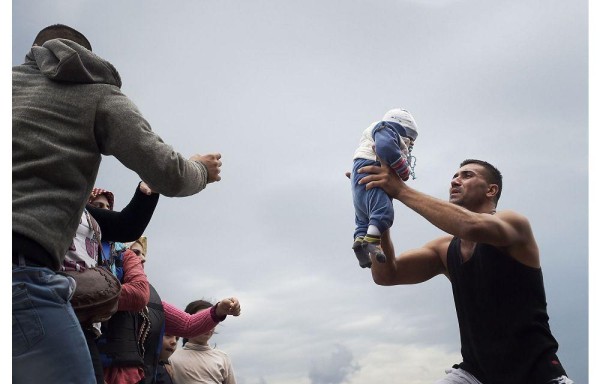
left=351, top=158, right=394, bottom=240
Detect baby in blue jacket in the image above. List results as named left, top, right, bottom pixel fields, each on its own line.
left=351, top=108, right=419, bottom=268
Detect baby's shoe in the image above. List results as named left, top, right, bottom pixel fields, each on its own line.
left=362, top=235, right=386, bottom=263
left=352, top=237, right=372, bottom=269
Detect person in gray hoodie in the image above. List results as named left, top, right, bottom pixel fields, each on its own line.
left=12, top=24, right=222, bottom=384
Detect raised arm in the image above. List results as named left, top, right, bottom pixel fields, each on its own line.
left=360, top=164, right=520, bottom=244
left=87, top=182, right=159, bottom=243
left=358, top=162, right=539, bottom=267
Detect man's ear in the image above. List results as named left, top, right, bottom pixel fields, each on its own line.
left=487, top=184, right=499, bottom=199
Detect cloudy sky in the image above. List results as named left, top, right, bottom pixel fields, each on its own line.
left=11, top=1, right=590, bottom=383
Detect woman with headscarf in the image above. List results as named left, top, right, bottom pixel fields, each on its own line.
left=63, top=181, right=159, bottom=383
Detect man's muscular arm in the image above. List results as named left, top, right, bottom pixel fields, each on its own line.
left=371, top=231, right=449, bottom=286
left=358, top=164, right=527, bottom=247
left=358, top=163, right=539, bottom=267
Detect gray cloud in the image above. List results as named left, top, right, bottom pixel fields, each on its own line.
left=11, top=0, right=589, bottom=383
left=309, top=344, right=360, bottom=384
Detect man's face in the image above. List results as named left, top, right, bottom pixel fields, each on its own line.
left=90, top=195, right=111, bottom=210
left=449, top=164, right=491, bottom=207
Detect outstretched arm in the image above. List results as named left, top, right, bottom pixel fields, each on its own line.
left=95, top=90, right=219, bottom=197
left=358, top=163, right=539, bottom=267
left=359, top=163, right=526, bottom=246
left=163, top=297, right=241, bottom=338
left=162, top=302, right=218, bottom=339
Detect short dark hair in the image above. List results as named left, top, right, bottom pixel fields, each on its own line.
left=33, top=24, right=92, bottom=51
left=184, top=299, right=213, bottom=315
left=182, top=299, right=214, bottom=345
left=460, top=159, right=503, bottom=204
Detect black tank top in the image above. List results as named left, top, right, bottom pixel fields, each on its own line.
left=446, top=237, right=567, bottom=383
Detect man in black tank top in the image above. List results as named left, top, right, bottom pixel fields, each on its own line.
left=356, top=159, right=571, bottom=384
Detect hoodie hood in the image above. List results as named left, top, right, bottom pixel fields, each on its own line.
left=25, top=38, right=122, bottom=87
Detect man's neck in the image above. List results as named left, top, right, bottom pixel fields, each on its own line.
left=466, top=202, right=496, bottom=215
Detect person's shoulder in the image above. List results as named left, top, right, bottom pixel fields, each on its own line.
left=495, top=209, right=531, bottom=228
left=496, top=208, right=526, bottom=217
left=214, top=348, right=234, bottom=365
left=425, top=234, right=454, bottom=250
left=168, top=348, right=185, bottom=361
left=12, top=61, right=39, bottom=77
left=211, top=347, right=231, bottom=358
left=421, top=235, right=454, bottom=269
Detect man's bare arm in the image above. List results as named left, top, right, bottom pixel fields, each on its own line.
left=358, top=164, right=527, bottom=248
left=371, top=231, right=449, bottom=286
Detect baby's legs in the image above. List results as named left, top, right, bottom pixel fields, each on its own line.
left=365, top=187, right=394, bottom=236
left=352, top=172, right=371, bottom=268
left=362, top=186, right=393, bottom=264
left=352, top=159, right=394, bottom=267
left=352, top=160, right=373, bottom=268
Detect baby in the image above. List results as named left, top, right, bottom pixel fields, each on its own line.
left=351, top=108, right=419, bottom=268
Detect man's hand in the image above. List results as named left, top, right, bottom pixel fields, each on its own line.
left=358, top=161, right=405, bottom=199
left=190, top=153, right=222, bottom=183
left=215, top=297, right=241, bottom=317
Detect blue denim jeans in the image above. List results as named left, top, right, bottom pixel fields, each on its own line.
left=13, top=263, right=96, bottom=384
left=352, top=158, right=394, bottom=239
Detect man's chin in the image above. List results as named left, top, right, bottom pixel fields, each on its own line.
left=449, top=196, right=463, bottom=206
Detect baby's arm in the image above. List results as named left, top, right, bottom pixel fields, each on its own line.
left=372, top=123, right=410, bottom=181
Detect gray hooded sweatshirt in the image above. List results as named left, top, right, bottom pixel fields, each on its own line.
left=13, top=38, right=208, bottom=270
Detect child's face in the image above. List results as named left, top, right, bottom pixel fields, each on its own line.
left=160, top=334, right=178, bottom=361
left=129, top=242, right=146, bottom=264
left=188, top=328, right=215, bottom=345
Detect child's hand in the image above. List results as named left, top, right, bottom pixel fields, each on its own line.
left=216, top=297, right=241, bottom=317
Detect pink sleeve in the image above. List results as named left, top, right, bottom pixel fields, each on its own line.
left=117, top=249, right=150, bottom=311
left=162, top=301, right=220, bottom=338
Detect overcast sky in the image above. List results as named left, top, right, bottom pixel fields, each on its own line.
left=10, top=1, right=591, bottom=383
